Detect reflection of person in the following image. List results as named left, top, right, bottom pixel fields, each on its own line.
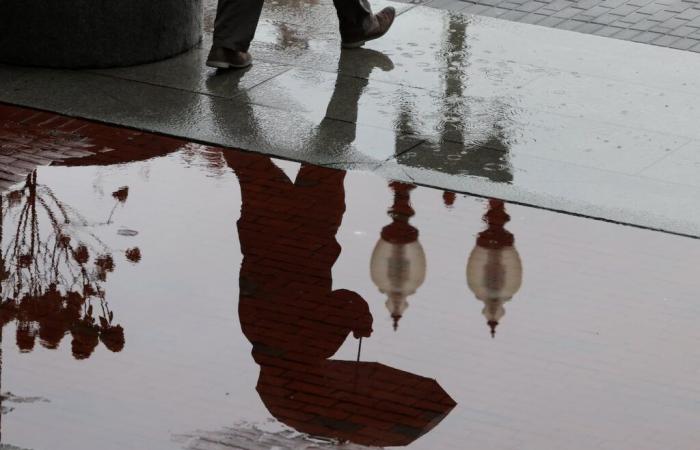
left=225, top=152, right=373, bottom=364
left=225, top=152, right=456, bottom=446
left=207, top=0, right=396, bottom=69
left=221, top=52, right=455, bottom=443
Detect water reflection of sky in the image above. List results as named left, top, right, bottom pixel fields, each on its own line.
left=1, top=145, right=699, bottom=450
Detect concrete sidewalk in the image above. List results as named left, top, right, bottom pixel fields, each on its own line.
left=1, top=0, right=700, bottom=237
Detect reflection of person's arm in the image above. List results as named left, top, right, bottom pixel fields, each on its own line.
left=331, top=289, right=373, bottom=339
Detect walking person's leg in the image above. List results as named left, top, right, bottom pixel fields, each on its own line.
left=207, top=0, right=397, bottom=70
left=207, top=0, right=264, bottom=68
left=333, top=0, right=396, bottom=48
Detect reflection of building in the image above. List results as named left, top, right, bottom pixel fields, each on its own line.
left=466, top=199, right=522, bottom=337
left=370, top=182, right=426, bottom=330
left=226, top=151, right=455, bottom=447
left=394, top=13, right=514, bottom=184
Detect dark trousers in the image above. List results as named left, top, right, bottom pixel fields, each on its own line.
left=213, top=0, right=373, bottom=51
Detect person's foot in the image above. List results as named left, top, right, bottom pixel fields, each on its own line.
left=341, top=7, right=396, bottom=49
left=206, top=46, right=253, bottom=69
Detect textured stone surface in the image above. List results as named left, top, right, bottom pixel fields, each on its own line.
left=0, top=0, right=203, bottom=68
left=458, top=0, right=700, bottom=52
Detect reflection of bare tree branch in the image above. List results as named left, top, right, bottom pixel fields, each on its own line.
left=0, top=171, right=134, bottom=360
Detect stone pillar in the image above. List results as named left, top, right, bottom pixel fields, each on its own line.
left=0, top=0, right=202, bottom=68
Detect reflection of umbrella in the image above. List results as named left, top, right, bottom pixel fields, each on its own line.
left=257, top=359, right=456, bottom=447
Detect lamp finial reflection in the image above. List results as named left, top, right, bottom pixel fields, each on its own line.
left=466, top=199, right=522, bottom=337
left=370, top=182, right=426, bottom=330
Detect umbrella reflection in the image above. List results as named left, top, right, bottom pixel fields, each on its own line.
left=226, top=151, right=455, bottom=447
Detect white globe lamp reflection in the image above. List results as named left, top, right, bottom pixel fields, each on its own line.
left=370, top=182, right=426, bottom=330
left=466, top=199, right=522, bottom=337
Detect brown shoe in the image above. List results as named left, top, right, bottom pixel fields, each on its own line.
left=341, top=7, right=396, bottom=49
left=206, top=46, right=252, bottom=69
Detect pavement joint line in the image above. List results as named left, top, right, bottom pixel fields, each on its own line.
left=633, top=139, right=692, bottom=175
left=381, top=137, right=428, bottom=161
left=238, top=66, right=296, bottom=91
left=83, top=69, right=264, bottom=102
left=3, top=99, right=696, bottom=240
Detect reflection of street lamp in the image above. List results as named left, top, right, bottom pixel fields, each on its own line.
left=466, top=199, right=522, bottom=338
left=370, top=182, right=426, bottom=330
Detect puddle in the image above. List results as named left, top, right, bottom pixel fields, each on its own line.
left=0, top=143, right=699, bottom=450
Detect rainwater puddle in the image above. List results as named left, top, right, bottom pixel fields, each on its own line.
left=0, top=144, right=699, bottom=450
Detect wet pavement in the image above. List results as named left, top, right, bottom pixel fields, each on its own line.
left=0, top=106, right=699, bottom=450
left=2, top=0, right=700, bottom=237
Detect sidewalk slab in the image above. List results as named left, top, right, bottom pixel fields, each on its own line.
left=1, top=1, right=700, bottom=237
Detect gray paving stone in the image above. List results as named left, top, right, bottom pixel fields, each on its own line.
left=426, top=0, right=469, bottom=11
left=660, top=17, right=690, bottom=28
left=637, top=2, right=667, bottom=13
left=478, top=6, right=511, bottom=16
left=631, top=30, right=664, bottom=40
left=516, top=0, right=546, bottom=12
left=593, top=24, right=627, bottom=34
left=664, top=1, right=694, bottom=12
left=553, top=6, right=585, bottom=17
left=650, top=24, right=674, bottom=32
left=520, top=12, right=548, bottom=22
left=652, top=33, right=683, bottom=43
left=600, top=0, right=629, bottom=7
left=500, top=1, right=523, bottom=8
left=609, top=4, right=640, bottom=15
left=669, top=24, right=698, bottom=34
left=675, top=5, right=700, bottom=18
left=585, top=5, right=615, bottom=17
left=669, top=36, right=700, bottom=46
left=538, top=15, right=568, bottom=25
left=541, top=0, right=574, bottom=11
left=558, top=19, right=586, bottom=29
left=473, top=0, right=504, bottom=5
left=612, top=19, right=635, bottom=26
left=620, top=12, right=652, bottom=23
left=500, top=9, right=529, bottom=19
left=647, top=10, right=677, bottom=21
left=631, top=18, right=664, bottom=29
left=576, top=21, right=606, bottom=32
left=593, top=12, right=624, bottom=23
left=462, top=3, right=495, bottom=13
left=613, top=27, right=644, bottom=37
left=627, top=0, right=657, bottom=6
